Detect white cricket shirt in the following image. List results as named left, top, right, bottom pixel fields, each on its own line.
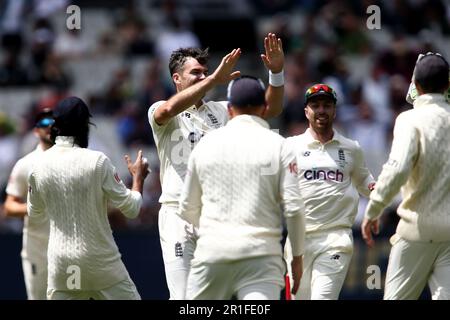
left=178, top=115, right=305, bottom=263
left=28, top=136, right=142, bottom=291
left=365, top=94, right=450, bottom=242
left=148, top=100, right=228, bottom=204
left=287, top=128, right=375, bottom=233
left=6, top=145, right=49, bottom=262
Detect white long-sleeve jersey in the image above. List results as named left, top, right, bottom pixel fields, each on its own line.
left=365, top=94, right=450, bottom=242
left=28, top=136, right=142, bottom=291
left=178, top=115, right=306, bottom=263
left=6, top=145, right=49, bottom=262
left=287, top=129, right=375, bottom=233
left=148, top=100, right=228, bottom=204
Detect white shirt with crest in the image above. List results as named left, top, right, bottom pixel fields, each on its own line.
left=148, top=100, right=229, bottom=204
left=287, top=128, right=375, bottom=233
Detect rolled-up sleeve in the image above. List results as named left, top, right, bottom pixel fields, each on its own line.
left=178, top=148, right=202, bottom=227
left=101, top=156, right=142, bottom=219
left=365, top=113, right=419, bottom=220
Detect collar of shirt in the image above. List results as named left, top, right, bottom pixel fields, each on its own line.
left=227, top=114, right=269, bottom=129
left=55, top=136, right=78, bottom=147
left=413, top=93, right=447, bottom=109
left=303, top=128, right=343, bottom=147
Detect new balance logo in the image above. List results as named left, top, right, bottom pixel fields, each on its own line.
left=175, top=242, right=183, bottom=257
left=304, top=169, right=344, bottom=182
left=331, top=254, right=340, bottom=260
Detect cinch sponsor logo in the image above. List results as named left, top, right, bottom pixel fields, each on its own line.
left=304, top=169, right=344, bottom=182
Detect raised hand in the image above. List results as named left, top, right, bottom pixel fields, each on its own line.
left=261, top=33, right=284, bottom=73
left=125, top=150, right=149, bottom=179
left=210, top=48, right=241, bottom=85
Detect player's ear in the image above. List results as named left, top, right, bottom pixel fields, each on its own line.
left=227, top=104, right=235, bottom=119
left=172, top=73, right=181, bottom=85
left=32, top=127, right=39, bottom=138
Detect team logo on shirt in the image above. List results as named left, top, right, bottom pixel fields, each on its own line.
left=304, top=169, right=344, bottom=182
left=337, top=149, right=347, bottom=168
left=303, top=151, right=311, bottom=157
left=175, top=242, right=183, bottom=257
left=207, top=113, right=218, bottom=125
left=206, top=113, right=222, bottom=128
left=114, top=172, right=122, bottom=184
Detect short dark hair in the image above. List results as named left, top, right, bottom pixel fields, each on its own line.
left=227, top=76, right=266, bottom=108
left=169, top=47, right=209, bottom=76
left=415, top=54, right=449, bottom=93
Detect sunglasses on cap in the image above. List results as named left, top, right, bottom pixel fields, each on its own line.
left=35, top=118, right=55, bottom=128
left=305, top=84, right=337, bottom=103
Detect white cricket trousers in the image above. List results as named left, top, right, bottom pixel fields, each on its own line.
left=186, top=256, right=285, bottom=300
left=22, top=256, right=47, bottom=300
left=47, top=278, right=141, bottom=300
left=285, top=228, right=353, bottom=300
left=158, top=204, right=197, bottom=300
left=384, top=235, right=450, bottom=300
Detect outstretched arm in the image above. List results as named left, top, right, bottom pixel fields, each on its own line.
left=261, top=33, right=285, bottom=119
left=154, top=49, right=242, bottom=126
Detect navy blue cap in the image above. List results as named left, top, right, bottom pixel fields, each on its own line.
left=53, top=97, right=92, bottom=134
left=227, top=76, right=266, bottom=108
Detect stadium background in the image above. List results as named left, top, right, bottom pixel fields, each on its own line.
left=0, top=0, right=449, bottom=299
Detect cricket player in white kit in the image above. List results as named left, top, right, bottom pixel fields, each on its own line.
left=284, top=84, right=375, bottom=300
left=178, top=76, right=305, bottom=300
left=27, top=97, right=149, bottom=300
left=148, top=33, right=286, bottom=299
left=4, top=109, right=54, bottom=300
left=363, top=53, right=450, bottom=300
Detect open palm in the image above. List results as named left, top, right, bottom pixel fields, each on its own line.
left=261, top=33, right=284, bottom=73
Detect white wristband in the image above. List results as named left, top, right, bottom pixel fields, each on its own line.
left=269, top=69, right=284, bottom=87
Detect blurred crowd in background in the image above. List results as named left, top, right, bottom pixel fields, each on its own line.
left=1, top=0, right=449, bottom=235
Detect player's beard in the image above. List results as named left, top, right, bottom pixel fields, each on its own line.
left=41, top=135, right=54, bottom=147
